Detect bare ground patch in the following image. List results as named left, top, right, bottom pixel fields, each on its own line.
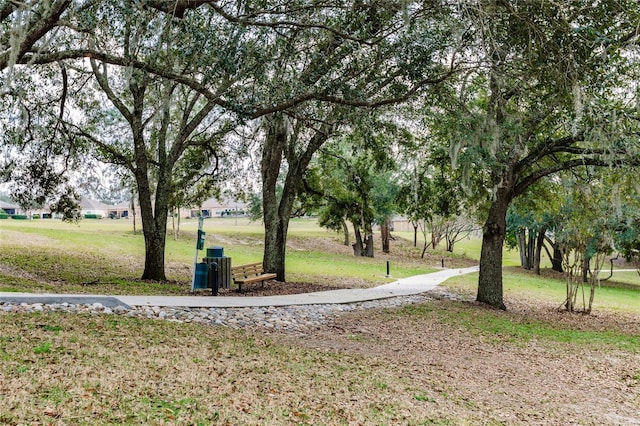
left=0, top=288, right=638, bottom=424
left=275, top=291, right=640, bottom=425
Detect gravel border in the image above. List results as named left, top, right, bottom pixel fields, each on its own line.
left=0, top=288, right=471, bottom=334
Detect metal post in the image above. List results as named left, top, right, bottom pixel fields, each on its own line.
left=386, top=260, right=390, bottom=277
left=209, top=262, right=218, bottom=296
left=190, top=216, right=205, bottom=292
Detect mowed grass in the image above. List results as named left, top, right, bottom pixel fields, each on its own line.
left=442, top=267, right=640, bottom=315
left=1, top=300, right=638, bottom=425
left=395, top=301, right=640, bottom=351
left=0, top=313, right=445, bottom=425
left=1, top=220, right=640, bottom=424
left=1, top=217, right=639, bottom=312
left=0, top=218, right=437, bottom=294
left=0, top=292, right=638, bottom=424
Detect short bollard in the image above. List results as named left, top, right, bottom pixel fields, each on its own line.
left=208, top=262, right=218, bottom=296
left=386, top=260, right=390, bottom=277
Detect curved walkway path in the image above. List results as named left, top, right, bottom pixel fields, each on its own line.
left=0, top=266, right=479, bottom=309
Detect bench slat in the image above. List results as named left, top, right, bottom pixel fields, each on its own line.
left=234, top=273, right=277, bottom=284
left=230, top=262, right=277, bottom=292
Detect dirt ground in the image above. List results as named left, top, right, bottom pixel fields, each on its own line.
left=270, top=290, right=640, bottom=425
left=216, top=240, right=640, bottom=426
left=4, top=230, right=639, bottom=423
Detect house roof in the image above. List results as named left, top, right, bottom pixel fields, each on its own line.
left=80, top=198, right=114, bottom=211
left=0, top=200, right=20, bottom=209
left=114, top=200, right=135, bottom=209
left=199, top=197, right=246, bottom=209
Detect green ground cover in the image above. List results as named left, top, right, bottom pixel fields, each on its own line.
left=1, top=218, right=639, bottom=424
left=0, top=217, right=438, bottom=294
left=396, top=301, right=640, bottom=351
left=443, top=268, right=640, bottom=314
left=1, top=217, right=639, bottom=306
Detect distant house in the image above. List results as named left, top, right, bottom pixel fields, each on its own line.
left=182, top=197, right=247, bottom=218
left=391, top=216, right=416, bottom=232
left=69, top=196, right=247, bottom=220
left=107, top=200, right=137, bottom=219
left=79, top=198, right=113, bottom=218
left=0, top=200, right=21, bottom=215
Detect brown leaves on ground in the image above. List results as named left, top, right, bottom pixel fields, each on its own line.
left=1, top=288, right=639, bottom=424
left=276, top=290, right=640, bottom=425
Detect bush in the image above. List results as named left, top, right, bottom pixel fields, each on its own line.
left=84, top=213, right=103, bottom=219
left=10, top=214, right=28, bottom=220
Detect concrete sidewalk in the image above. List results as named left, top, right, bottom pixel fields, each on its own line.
left=0, top=266, right=479, bottom=309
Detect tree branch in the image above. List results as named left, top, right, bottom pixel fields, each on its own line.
left=514, top=157, right=637, bottom=197
left=89, top=58, right=134, bottom=124
left=25, top=47, right=460, bottom=119
left=514, top=133, right=585, bottom=175
left=0, top=0, right=71, bottom=70
left=64, top=122, right=134, bottom=171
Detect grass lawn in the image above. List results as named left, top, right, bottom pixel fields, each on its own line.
left=0, top=287, right=638, bottom=425
left=0, top=217, right=446, bottom=295
left=2, top=216, right=639, bottom=304
left=1, top=218, right=640, bottom=424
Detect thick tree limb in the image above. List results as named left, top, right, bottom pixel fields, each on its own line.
left=514, top=133, right=585, bottom=175
left=0, top=0, right=71, bottom=70
left=144, top=0, right=210, bottom=18
left=514, top=157, right=638, bottom=197
left=24, top=48, right=459, bottom=119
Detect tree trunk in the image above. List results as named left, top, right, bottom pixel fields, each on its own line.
left=130, top=192, right=137, bottom=235
left=364, top=232, right=374, bottom=258
left=527, top=230, right=536, bottom=270
left=445, top=223, right=459, bottom=252
left=141, top=225, right=167, bottom=281
left=446, top=238, right=454, bottom=252
left=552, top=245, right=563, bottom=272
left=262, top=207, right=289, bottom=280
left=352, top=226, right=364, bottom=256
left=545, top=237, right=564, bottom=272
left=341, top=219, right=350, bottom=246
left=138, top=178, right=168, bottom=281
left=477, top=187, right=511, bottom=310
left=351, top=223, right=374, bottom=257
left=582, top=254, right=590, bottom=284
left=261, top=117, right=331, bottom=281
left=516, top=228, right=527, bottom=268
left=431, top=229, right=438, bottom=250
left=172, top=207, right=178, bottom=240
left=533, top=226, right=546, bottom=275
left=261, top=115, right=287, bottom=281
left=421, top=242, right=428, bottom=258
left=381, top=217, right=390, bottom=254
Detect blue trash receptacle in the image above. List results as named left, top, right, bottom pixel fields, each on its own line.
left=193, top=262, right=209, bottom=289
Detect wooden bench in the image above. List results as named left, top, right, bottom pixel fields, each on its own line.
left=231, top=262, right=277, bottom=292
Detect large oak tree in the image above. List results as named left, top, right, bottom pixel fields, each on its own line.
left=436, top=0, right=640, bottom=309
